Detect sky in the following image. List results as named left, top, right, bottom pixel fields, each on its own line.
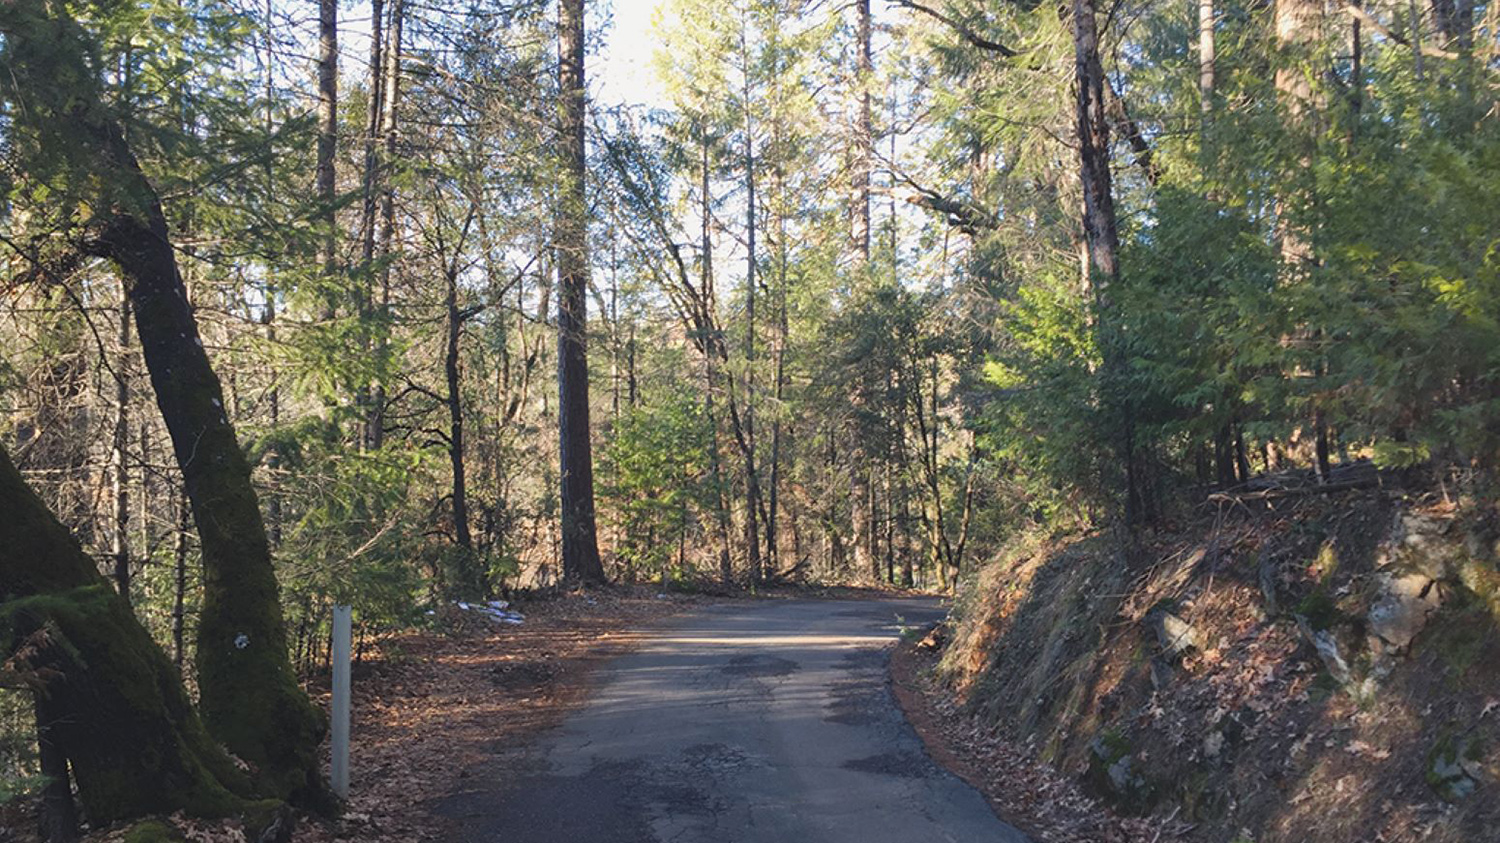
left=594, top=0, right=671, bottom=109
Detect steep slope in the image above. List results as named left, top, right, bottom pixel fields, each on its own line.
left=927, top=488, right=1499, bottom=842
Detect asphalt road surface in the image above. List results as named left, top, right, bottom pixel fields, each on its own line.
left=439, top=597, right=1031, bottom=843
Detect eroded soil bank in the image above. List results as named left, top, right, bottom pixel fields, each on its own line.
left=893, top=489, right=1499, bottom=843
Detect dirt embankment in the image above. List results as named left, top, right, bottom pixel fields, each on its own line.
left=894, top=490, right=1500, bottom=843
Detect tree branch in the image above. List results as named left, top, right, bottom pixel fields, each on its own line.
left=890, top=0, right=1019, bottom=57
left=1106, top=84, right=1160, bottom=186
left=880, top=170, right=997, bottom=234
left=1342, top=4, right=1459, bottom=60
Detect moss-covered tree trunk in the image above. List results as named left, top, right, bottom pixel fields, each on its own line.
left=1, top=3, right=329, bottom=809
left=0, top=447, right=263, bottom=824
left=83, top=124, right=330, bottom=809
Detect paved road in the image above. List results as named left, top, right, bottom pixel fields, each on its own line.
left=438, top=598, right=1030, bottom=843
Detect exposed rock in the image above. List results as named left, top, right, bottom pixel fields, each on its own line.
left=1296, top=615, right=1352, bottom=687
left=1456, top=556, right=1500, bottom=618
left=1380, top=507, right=1500, bottom=623
left=1085, top=731, right=1156, bottom=815
left=1149, top=655, right=1174, bottom=691
left=1390, top=511, right=1462, bottom=580
left=1203, top=730, right=1225, bottom=759
left=1149, top=609, right=1200, bottom=658
left=254, top=804, right=297, bottom=843
left=1201, top=708, right=1252, bottom=762
left=1428, top=734, right=1485, bottom=803
left=1258, top=553, right=1281, bottom=617
left=1462, top=522, right=1497, bottom=563
left=1367, top=572, right=1443, bottom=653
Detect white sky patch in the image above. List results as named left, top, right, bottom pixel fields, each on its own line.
left=594, top=0, right=670, bottom=109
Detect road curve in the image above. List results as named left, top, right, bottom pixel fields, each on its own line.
left=438, top=597, right=1030, bottom=843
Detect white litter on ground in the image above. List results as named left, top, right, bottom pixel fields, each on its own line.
left=455, top=600, right=526, bottom=625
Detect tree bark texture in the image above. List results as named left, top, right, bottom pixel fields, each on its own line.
left=316, top=0, right=338, bottom=283
left=557, top=0, right=606, bottom=584
left=1274, top=0, right=1333, bottom=481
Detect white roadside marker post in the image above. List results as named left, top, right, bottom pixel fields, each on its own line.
left=331, top=603, right=352, bottom=800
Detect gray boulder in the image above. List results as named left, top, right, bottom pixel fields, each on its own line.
left=1149, top=608, right=1200, bottom=658
left=1367, top=572, right=1443, bottom=654
left=1085, top=732, right=1157, bottom=815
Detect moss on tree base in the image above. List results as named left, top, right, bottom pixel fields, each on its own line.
left=0, top=447, right=279, bottom=824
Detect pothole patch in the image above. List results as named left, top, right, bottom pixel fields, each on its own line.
left=842, top=750, right=932, bottom=778
left=721, top=654, right=799, bottom=678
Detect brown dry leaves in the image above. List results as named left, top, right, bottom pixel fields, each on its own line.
left=290, top=589, right=697, bottom=843
left=891, top=641, right=1187, bottom=843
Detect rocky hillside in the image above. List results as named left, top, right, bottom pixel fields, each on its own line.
left=932, top=486, right=1499, bottom=842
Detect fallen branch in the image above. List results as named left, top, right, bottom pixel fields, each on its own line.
left=1207, top=477, right=1380, bottom=503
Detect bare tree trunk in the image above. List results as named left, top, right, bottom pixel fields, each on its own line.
left=359, top=0, right=385, bottom=267
left=370, top=0, right=404, bottom=450
left=260, top=0, right=283, bottom=546
left=1235, top=420, right=1253, bottom=482
left=766, top=276, right=786, bottom=576
left=1199, top=0, right=1215, bottom=117
left=110, top=285, right=131, bottom=604
left=610, top=203, right=621, bottom=422
left=854, top=0, right=873, bottom=258
left=741, top=37, right=763, bottom=585
left=700, top=140, right=735, bottom=586
left=765, top=158, right=789, bottom=576
left=447, top=266, right=472, bottom=553
left=850, top=0, right=877, bottom=581
left=627, top=328, right=638, bottom=407
left=1074, top=0, right=1121, bottom=330
left=1431, top=0, right=1475, bottom=47
left=35, top=694, right=78, bottom=843
left=706, top=348, right=735, bottom=586
left=557, top=0, right=606, bottom=584
left=1349, top=0, right=1363, bottom=133
left=883, top=461, right=895, bottom=584
left=172, top=487, right=190, bottom=669
left=852, top=465, right=874, bottom=578
left=899, top=470, right=914, bottom=588
left=1274, top=0, right=1331, bottom=482
left=1072, top=0, right=1138, bottom=524
left=359, top=0, right=385, bottom=450
left=316, top=0, right=337, bottom=289
left=1215, top=422, right=1237, bottom=486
